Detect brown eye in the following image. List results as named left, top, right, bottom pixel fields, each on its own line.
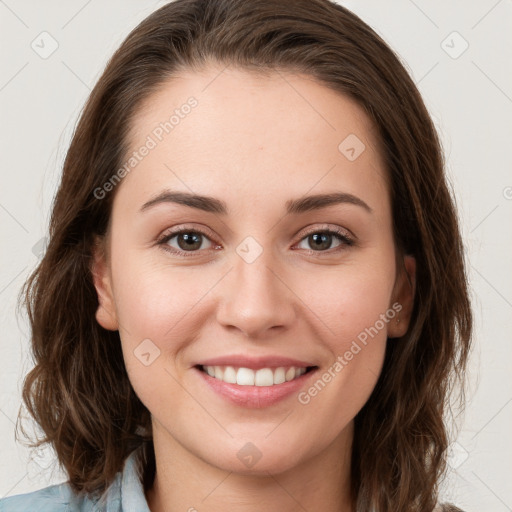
left=296, top=229, right=354, bottom=253
left=174, top=232, right=205, bottom=251
left=159, top=229, right=215, bottom=255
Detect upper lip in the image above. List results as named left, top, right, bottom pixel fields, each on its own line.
left=195, top=355, right=316, bottom=370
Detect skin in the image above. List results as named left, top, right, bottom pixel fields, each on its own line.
left=91, top=64, right=416, bottom=512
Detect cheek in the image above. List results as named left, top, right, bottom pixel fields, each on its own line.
left=108, top=248, right=211, bottom=397
left=112, top=262, right=202, bottom=414
left=300, top=259, right=396, bottom=344
left=291, top=254, right=395, bottom=424
left=293, top=272, right=391, bottom=447
left=111, top=251, right=210, bottom=342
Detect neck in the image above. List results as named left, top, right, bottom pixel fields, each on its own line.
left=145, top=420, right=354, bottom=512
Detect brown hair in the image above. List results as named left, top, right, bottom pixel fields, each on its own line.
left=16, top=0, right=472, bottom=510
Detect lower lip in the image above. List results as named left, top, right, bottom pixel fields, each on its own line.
left=195, top=367, right=317, bottom=408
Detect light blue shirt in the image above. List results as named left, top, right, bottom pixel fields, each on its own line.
left=0, top=444, right=150, bottom=512
left=0, top=446, right=452, bottom=512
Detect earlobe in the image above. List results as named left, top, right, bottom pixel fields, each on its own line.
left=388, top=254, right=416, bottom=338
left=90, top=236, right=119, bottom=331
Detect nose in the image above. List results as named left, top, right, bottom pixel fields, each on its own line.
left=215, top=244, right=296, bottom=339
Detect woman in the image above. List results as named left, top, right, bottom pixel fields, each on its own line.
left=0, top=0, right=472, bottom=510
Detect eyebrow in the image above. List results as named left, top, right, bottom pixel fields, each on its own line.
left=139, top=190, right=373, bottom=215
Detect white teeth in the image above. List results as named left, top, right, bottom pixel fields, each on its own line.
left=202, top=365, right=309, bottom=386
left=273, top=367, right=286, bottom=384
left=223, top=366, right=237, bottom=383
left=236, top=367, right=254, bottom=385
left=254, top=368, right=274, bottom=386
left=285, top=367, right=296, bottom=382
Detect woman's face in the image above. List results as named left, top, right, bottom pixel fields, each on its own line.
left=92, top=64, right=415, bottom=475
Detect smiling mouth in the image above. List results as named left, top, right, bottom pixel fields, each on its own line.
left=196, top=365, right=317, bottom=386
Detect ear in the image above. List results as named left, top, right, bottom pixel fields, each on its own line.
left=387, top=254, right=416, bottom=338
left=90, top=236, right=119, bottom=331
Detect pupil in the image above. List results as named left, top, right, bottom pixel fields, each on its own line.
left=311, top=233, right=331, bottom=250
left=179, top=232, right=201, bottom=250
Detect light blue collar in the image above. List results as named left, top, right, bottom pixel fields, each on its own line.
left=94, top=443, right=151, bottom=512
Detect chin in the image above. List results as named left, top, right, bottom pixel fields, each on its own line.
left=198, top=434, right=317, bottom=476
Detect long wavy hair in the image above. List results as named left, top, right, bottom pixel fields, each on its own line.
left=15, top=0, right=472, bottom=510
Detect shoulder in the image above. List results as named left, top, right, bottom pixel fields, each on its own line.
left=0, top=481, right=101, bottom=512
left=0, top=443, right=147, bottom=512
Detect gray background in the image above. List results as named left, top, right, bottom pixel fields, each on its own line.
left=1, top=1, right=511, bottom=510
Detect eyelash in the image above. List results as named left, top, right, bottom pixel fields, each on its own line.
left=156, top=225, right=355, bottom=258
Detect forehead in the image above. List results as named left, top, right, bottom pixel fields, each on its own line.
left=116, top=64, right=389, bottom=215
